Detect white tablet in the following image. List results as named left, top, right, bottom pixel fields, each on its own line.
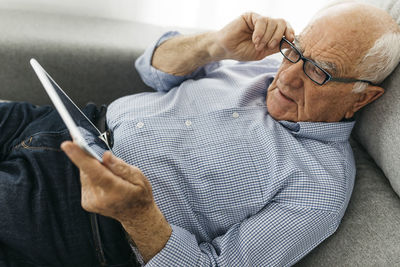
left=30, top=58, right=111, bottom=162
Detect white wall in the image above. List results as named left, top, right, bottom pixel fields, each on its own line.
left=0, top=0, right=331, bottom=33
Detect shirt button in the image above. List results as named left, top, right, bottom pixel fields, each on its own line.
left=232, top=112, right=239, bottom=118
left=136, top=122, right=144, bottom=128
left=185, top=120, right=192, bottom=127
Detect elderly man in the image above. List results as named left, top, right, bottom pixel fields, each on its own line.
left=1, top=1, right=399, bottom=267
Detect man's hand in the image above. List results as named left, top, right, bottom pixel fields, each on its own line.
left=61, top=141, right=154, bottom=221
left=61, top=141, right=172, bottom=262
left=216, top=12, right=295, bottom=61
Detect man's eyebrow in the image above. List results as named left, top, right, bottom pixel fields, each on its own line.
left=294, top=35, right=339, bottom=75
left=315, top=60, right=338, bottom=75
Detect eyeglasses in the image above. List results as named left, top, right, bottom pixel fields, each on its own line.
left=279, top=37, right=374, bottom=86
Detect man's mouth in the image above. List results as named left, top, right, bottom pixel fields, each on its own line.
left=276, top=88, right=295, bottom=103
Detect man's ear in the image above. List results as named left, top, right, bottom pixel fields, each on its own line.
left=344, top=85, right=384, bottom=119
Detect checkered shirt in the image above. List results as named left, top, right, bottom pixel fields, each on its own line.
left=106, top=31, right=356, bottom=266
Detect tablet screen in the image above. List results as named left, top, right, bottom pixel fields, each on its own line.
left=31, top=58, right=112, bottom=161
left=46, top=75, right=111, bottom=160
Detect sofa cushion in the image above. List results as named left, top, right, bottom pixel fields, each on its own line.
left=353, top=63, right=400, bottom=197
left=295, top=138, right=400, bottom=266
left=0, top=9, right=200, bottom=108
left=0, top=9, right=164, bottom=107
left=353, top=0, right=400, bottom=197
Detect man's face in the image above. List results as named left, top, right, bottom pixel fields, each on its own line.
left=266, top=4, right=384, bottom=123
left=266, top=22, right=361, bottom=122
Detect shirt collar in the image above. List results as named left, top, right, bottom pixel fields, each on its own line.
left=278, top=119, right=355, bottom=142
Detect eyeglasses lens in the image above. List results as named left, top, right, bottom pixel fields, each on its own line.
left=280, top=40, right=328, bottom=85
left=304, top=61, right=327, bottom=84
left=281, top=46, right=300, bottom=63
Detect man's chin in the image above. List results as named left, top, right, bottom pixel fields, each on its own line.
left=268, top=109, right=295, bottom=122
left=266, top=99, right=297, bottom=122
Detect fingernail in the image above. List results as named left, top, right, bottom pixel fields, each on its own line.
left=268, top=40, right=277, bottom=49
left=254, top=36, right=260, bottom=44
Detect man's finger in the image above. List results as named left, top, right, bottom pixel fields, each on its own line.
left=61, top=141, right=103, bottom=173
left=102, top=151, right=144, bottom=186
left=252, top=14, right=266, bottom=47
left=285, top=22, right=295, bottom=42
left=269, top=19, right=286, bottom=49
left=62, top=141, right=120, bottom=188
left=261, top=18, right=276, bottom=49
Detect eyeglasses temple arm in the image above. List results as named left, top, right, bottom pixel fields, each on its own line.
left=329, top=77, right=375, bottom=85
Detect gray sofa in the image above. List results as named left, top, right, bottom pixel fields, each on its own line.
left=1, top=3, right=399, bottom=266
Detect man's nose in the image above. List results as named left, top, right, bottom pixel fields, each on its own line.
left=279, top=61, right=304, bottom=89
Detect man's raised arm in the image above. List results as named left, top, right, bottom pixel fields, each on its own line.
left=151, top=12, right=295, bottom=76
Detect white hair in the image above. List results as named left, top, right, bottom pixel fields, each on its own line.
left=353, top=31, right=400, bottom=93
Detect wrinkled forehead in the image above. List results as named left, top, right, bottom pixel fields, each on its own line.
left=301, top=2, right=393, bottom=59
left=293, top=35, right=339, bottom=75
left=296, top=19, right=374, bottom=76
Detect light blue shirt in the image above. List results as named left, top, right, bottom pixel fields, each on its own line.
left=106, top=31, right=356, bottom=266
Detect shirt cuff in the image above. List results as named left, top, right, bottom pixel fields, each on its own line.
left=134, top=31, right=195, bottom=92
left=145, top=224, right=202, bottom=266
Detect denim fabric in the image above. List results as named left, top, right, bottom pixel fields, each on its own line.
left=0, top=102, right=137, bottom=267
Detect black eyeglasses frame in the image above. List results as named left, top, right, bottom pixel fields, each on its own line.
left=279, top=37, right=375, bottom=86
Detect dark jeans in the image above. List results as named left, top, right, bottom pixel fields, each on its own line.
left=0, top=102, right=137, bottom=267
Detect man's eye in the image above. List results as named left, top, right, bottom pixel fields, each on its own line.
left=283, top=49, right=293, bottom=58
left=312, top=66, right=325, bottom=77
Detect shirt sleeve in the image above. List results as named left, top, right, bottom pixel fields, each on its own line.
left=145, top=203, right=339, bottom=266
left=134, top=31, right=217, bottom=93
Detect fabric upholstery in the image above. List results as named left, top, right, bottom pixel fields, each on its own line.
left=0, top=9, right=163, bottom=107
left=353, top=0, right=400, bottom=196
left=0, top=4, right=399, bottom=266
left=296, top=138, right=400, bottom=266
left=353, top=64, right=400, bottom=197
